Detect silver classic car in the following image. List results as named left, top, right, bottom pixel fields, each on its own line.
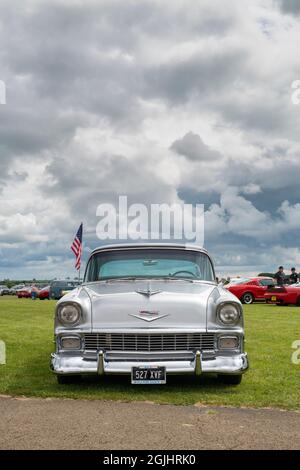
left=51, top=243, right=248, bottom=385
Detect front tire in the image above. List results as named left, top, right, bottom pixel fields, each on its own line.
left=241, top=292, right=254, bottom=304
left=57, top=375, right=81, bottom=384
left=218, top=374, right=242, bottom=385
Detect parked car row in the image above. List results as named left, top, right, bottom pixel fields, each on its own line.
left=6, top=273, right=300, bottom=307
left=15, top=281, right=80, bottom=300
left=224, top=276, right=300, bottom=306
left=17, top=286, right=41, bottom=299
left=0, top=284, right=27, bottom=295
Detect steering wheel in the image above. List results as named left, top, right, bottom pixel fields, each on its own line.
left=170, top=270, right=197, bottom=278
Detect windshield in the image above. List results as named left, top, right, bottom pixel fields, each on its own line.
left=259, top=279, right=274, bottom=286
left=85, top=248, right=215, bottom=282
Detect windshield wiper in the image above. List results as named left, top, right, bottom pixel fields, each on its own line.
left=101, top=276, right=195, bottom=283
left=103, top=276, right=146, bottom=282
left=153, top=276, right=195, bottom=283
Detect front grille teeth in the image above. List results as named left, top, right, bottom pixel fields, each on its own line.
left=84, top=333, right=215, bottom=351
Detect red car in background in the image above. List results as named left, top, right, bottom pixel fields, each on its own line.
left=264, top=283, right=300, bottom=306
left=17, top=287, right=32, bottom=298
left=17, top=286, right=40, bottom=299
left=225, top=277, right=275, bottom=304
left=38, top=286, right=50, bottom=300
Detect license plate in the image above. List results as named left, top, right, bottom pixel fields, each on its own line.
left=271, top=296, right=277, bottom=301
left=131, top=366, right=166, bottom=385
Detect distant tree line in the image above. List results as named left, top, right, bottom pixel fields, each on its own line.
left=0, top=279, right=52, bottom=288
left=0, top=277, right=79, bottom=287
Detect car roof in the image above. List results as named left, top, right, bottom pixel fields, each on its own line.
left=91, top=243, right=208, bottom=256
left=228, top=276, right=273, bottom=284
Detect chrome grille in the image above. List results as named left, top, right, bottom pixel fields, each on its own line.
left=84, top=333, right=215, bottom=351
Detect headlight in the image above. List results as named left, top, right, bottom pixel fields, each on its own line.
left=217, top=303, right=241, bottom=325
left=57, top=303, right=81, bottom=326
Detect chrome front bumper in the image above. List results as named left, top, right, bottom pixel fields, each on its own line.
left=51, top=350, right=249, bottom=376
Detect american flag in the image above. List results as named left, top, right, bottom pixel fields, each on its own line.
left=71, top=223, right=83, bottom=270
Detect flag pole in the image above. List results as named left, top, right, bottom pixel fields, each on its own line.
left=79, top=222, right=82, bottom=283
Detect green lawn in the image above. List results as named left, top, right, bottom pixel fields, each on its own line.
left=0, top=296, right=299, bottom=409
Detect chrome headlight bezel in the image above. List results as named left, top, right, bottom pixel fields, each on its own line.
left=59, top=335, right=82, bottom=350
left=56, top=302, right=82, bottom=326
left=216, top=302, right=242, bottom=326
left=218, top=335, right=240, bottom=350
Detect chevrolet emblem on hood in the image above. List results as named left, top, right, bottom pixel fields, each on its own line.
left=129, top=310, right=169, bottom=322
left=135, top=286, right=162, bottom=297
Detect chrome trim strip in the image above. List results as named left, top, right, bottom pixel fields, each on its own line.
left=51, top=352, right=249, bottom=376
left=218, top=335, right=240, bottom=350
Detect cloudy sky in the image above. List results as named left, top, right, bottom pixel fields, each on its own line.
left=1, top=0, right=300, bottom=279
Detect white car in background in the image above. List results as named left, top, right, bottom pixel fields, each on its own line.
left=0, top=285, right=10, bottom=296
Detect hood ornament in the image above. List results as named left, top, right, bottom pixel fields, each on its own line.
left=135, top=282, right=162, bottom=297
left=129, top=310, right=169, bottom=322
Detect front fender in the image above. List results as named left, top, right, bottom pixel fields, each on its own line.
left=206, top=286, right=244, bottom=332
left=54, top=287, right=92, bottom=334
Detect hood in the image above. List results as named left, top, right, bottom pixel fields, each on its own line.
left=83, top=279, right=217, bottom=330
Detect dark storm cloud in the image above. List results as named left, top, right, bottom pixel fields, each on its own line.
left=171, top=132, right=221, bottom=161
left=0, top=0, right=238, bottom=131
left=216, top=94, right=300, bottom=136
left=143, top=48, right=247, bottom=104
left=43, top=150, right=177, bottom=222
left=222, top=152, right=300, bottom=193
left=247, top=187, right=300, bottom=214
left=0, top=104, right=86, bottom=155
left=0, top=1, right=147, bottom=165
left=277, top=0, right=300, bottom=15
left=178, top=188, right=220, bottom=207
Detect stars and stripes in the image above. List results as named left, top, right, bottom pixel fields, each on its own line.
left=71, top=223, right=83, bottom=271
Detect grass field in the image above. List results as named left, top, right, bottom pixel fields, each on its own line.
left=0, top=296, right=299, bottom=409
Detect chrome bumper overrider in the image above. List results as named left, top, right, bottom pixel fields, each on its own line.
left=51, top=350, right=249, bottom=376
